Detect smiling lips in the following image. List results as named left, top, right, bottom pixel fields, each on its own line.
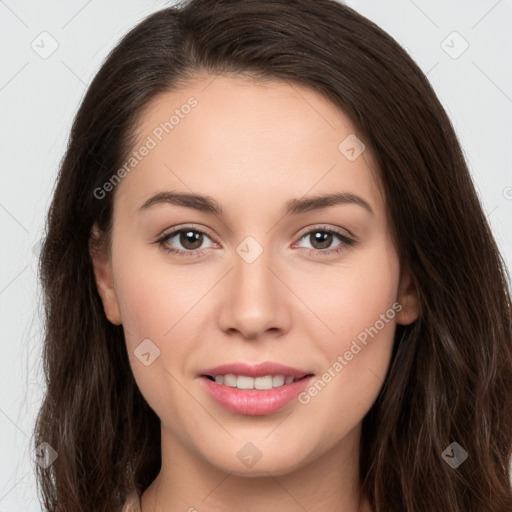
left=198, top=361, right=314, bottom=415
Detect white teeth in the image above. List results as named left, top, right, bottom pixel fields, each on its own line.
left=255, top=376, right=273, bottom=389
left=272, top=375, right=285, bottom=387
left=210, top=373, right=298, bottom=389
left=237, top=375, right=254, bottom=389
left=223, top=374, right=237, bottom=387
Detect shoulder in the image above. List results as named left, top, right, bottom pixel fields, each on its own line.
left=121, top=490, right=141, bottom=512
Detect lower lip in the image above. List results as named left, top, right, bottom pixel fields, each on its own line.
left=198, top=375, right=314, bottom=416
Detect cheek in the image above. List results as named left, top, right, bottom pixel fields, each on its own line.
left=111, top=244, right=214, bottom=400
left=112, top=254, right=198, bottom=419
left=112, top=242, right=208, bottom=346
left=293, top=295, right=398, bottom=456
left=304, top=234, right=400, bottom=354
left=295, top=238, right=399, bottom=422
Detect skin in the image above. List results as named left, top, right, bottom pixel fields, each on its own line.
left=91, top=74, right=419, bottom=512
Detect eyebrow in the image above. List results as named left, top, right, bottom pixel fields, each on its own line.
left=138, top=191, right=374, bottom=217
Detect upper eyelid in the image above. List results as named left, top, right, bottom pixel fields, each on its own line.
left=160, top=225, right=217, bottom=242
left=295, top=224, right=353, bottom=240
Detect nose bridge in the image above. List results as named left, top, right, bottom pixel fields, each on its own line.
left=233, top=234, right=277, bottom=307
left=217, top=234, right=290, bottom=338
left=235, top=237, right=272, bottom=292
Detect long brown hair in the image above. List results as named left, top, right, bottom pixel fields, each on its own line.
left=33, top=0, right=512, bottom=510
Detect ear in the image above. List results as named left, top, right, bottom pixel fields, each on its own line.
left=396, top=267, right=420, bottom=325
left=89, top=223, right=122, bottom=325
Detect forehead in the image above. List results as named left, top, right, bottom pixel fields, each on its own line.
left=115, top=74, right=384, bottom=220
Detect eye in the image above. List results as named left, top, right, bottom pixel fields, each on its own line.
left=294, top=226, right=355, bottom=256
left=155, top=224, right=356, bottom=258
left=156, top=226, right=217, bottom=256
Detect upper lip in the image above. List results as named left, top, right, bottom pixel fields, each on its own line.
left=199, top=361, right=313, bottom=379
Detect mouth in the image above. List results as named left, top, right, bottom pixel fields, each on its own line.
left=197, top=365, right=315, bottom=415
left=197, top=361, right=315, bottom=415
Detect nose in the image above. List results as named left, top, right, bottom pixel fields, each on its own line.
left=217, top=241, right=292, bottom=341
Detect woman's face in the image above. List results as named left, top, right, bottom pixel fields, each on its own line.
left=91, top=74, right=418, bottom=476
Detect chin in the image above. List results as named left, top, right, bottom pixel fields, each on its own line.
left=204, top=444, right=309, bottom=477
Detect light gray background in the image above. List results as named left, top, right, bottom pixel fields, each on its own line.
left=1, top=1, right=511, bottom=510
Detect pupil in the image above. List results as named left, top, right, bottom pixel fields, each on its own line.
left=312, top=231, right=332, bottom=249
left=181, top=230, right=202, bottom=249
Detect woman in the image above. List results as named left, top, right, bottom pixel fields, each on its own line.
left=34, top=0, right=512, bottom=511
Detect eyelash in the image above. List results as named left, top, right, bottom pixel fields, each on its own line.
left=155, top=224, right=356, bottom=258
